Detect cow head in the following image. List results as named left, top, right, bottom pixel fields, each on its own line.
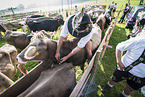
left=4, top=30, right=26, bottom=38
left=58, top=19, right=64, bottom=26
left=55, top=14, right=64, bottom=25
left=4, top=30, right=33, bottom=49
left=0, top=44, right=17, bottom=79
left=17, top=30, right=53, bottom=63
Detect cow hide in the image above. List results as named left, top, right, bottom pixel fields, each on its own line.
left=18, top=63, right=76, bottom=97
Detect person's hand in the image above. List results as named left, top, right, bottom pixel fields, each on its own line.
left=59, top=56, right=68, bottom=63
left=55, top=52, right=60, bottom=61
left=117, top=62, right=125, bottom=70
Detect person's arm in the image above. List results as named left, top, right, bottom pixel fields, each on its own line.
left=55, top=36, right=65, bottom=60
left=55, top=16, right=70, bottom=60
left=60, top=46, right=82, bottom=63
left=116, top=49, right=125, bottom=70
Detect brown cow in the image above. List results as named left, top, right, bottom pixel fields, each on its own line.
left=0, top=44, right=28, bottom=92
left=18, top=62, right=76, bottom=97
left=17, top=25, right=101, bottom=71
left=4, top=30, right=33, bottom=50
left=0, top=19, right=26, bottom=31
left=4, top=30, right=51, bottom=50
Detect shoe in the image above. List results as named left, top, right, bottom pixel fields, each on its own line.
left=101, top=84, right=111, bottom=93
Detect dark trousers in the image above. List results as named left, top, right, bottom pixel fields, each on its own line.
left=118, top=12, right=127, bottom=23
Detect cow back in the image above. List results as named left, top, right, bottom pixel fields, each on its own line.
left=3, top=22, right=22, bottom=31
left=4, top=31, right=32, bottom=50
left=18, top=63, right=76, bottom=97
left=27, top=19, right=60, bottom=32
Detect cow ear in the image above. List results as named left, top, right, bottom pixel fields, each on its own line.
left=27, top=35, right=33, bottom=40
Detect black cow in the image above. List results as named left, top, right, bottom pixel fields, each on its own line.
left=4, top=30, right=51, bottom=50
left=26, top=19, right=64, bottom=32
left=27, top=14, right=45, bottom=18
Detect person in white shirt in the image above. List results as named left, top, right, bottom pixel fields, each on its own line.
left=101, top=36, right=145, bottom=97
left=55, top=8, right=94, bottom=63
left=74, top=5, right=79, bottom=14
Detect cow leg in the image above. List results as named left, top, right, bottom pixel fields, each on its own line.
left=17, top=64, right=28, bottom=75
left=85, top=40, right=92, bottom=60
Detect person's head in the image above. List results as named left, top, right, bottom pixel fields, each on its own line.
left=112, top=1, right=114, bottom=4
left=75, top=5, right=77, bottom=8
left=70, top=7, right=92, bottom=33
left=115, top=3, right=117, bottom=5
left=125, top=3, right=128, bottom=7
left=128, top=3, right=130, bottom=6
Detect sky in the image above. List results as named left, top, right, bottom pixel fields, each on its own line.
left=0, top=0, right=61, bottom=10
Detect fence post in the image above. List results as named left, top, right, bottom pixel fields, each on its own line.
left=100, top=5, right=123, bottom=60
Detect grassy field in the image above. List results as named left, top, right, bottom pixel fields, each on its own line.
left=0, top=0, right=144, bottom=97
left=90, top=0, right=144, bottom=97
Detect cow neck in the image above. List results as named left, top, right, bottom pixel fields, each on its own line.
left=46, top=39, right=57, bottom=60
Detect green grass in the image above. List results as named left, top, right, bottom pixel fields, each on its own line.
left=0, top=0, right=144, bottom=96
left=88, top=0, right=144, bottom=97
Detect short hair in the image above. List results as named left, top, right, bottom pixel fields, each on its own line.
left=125, top=3, right=128, bottom=6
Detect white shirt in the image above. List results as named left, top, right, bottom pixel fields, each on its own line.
left=60, top=15, right=94, bottom=48
left=74, top=8, right=79, bottom=14
left=116, top=36, right=145, bottom=78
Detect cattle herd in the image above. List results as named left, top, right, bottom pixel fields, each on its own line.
left=0, top=4, right=113, bottom=97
